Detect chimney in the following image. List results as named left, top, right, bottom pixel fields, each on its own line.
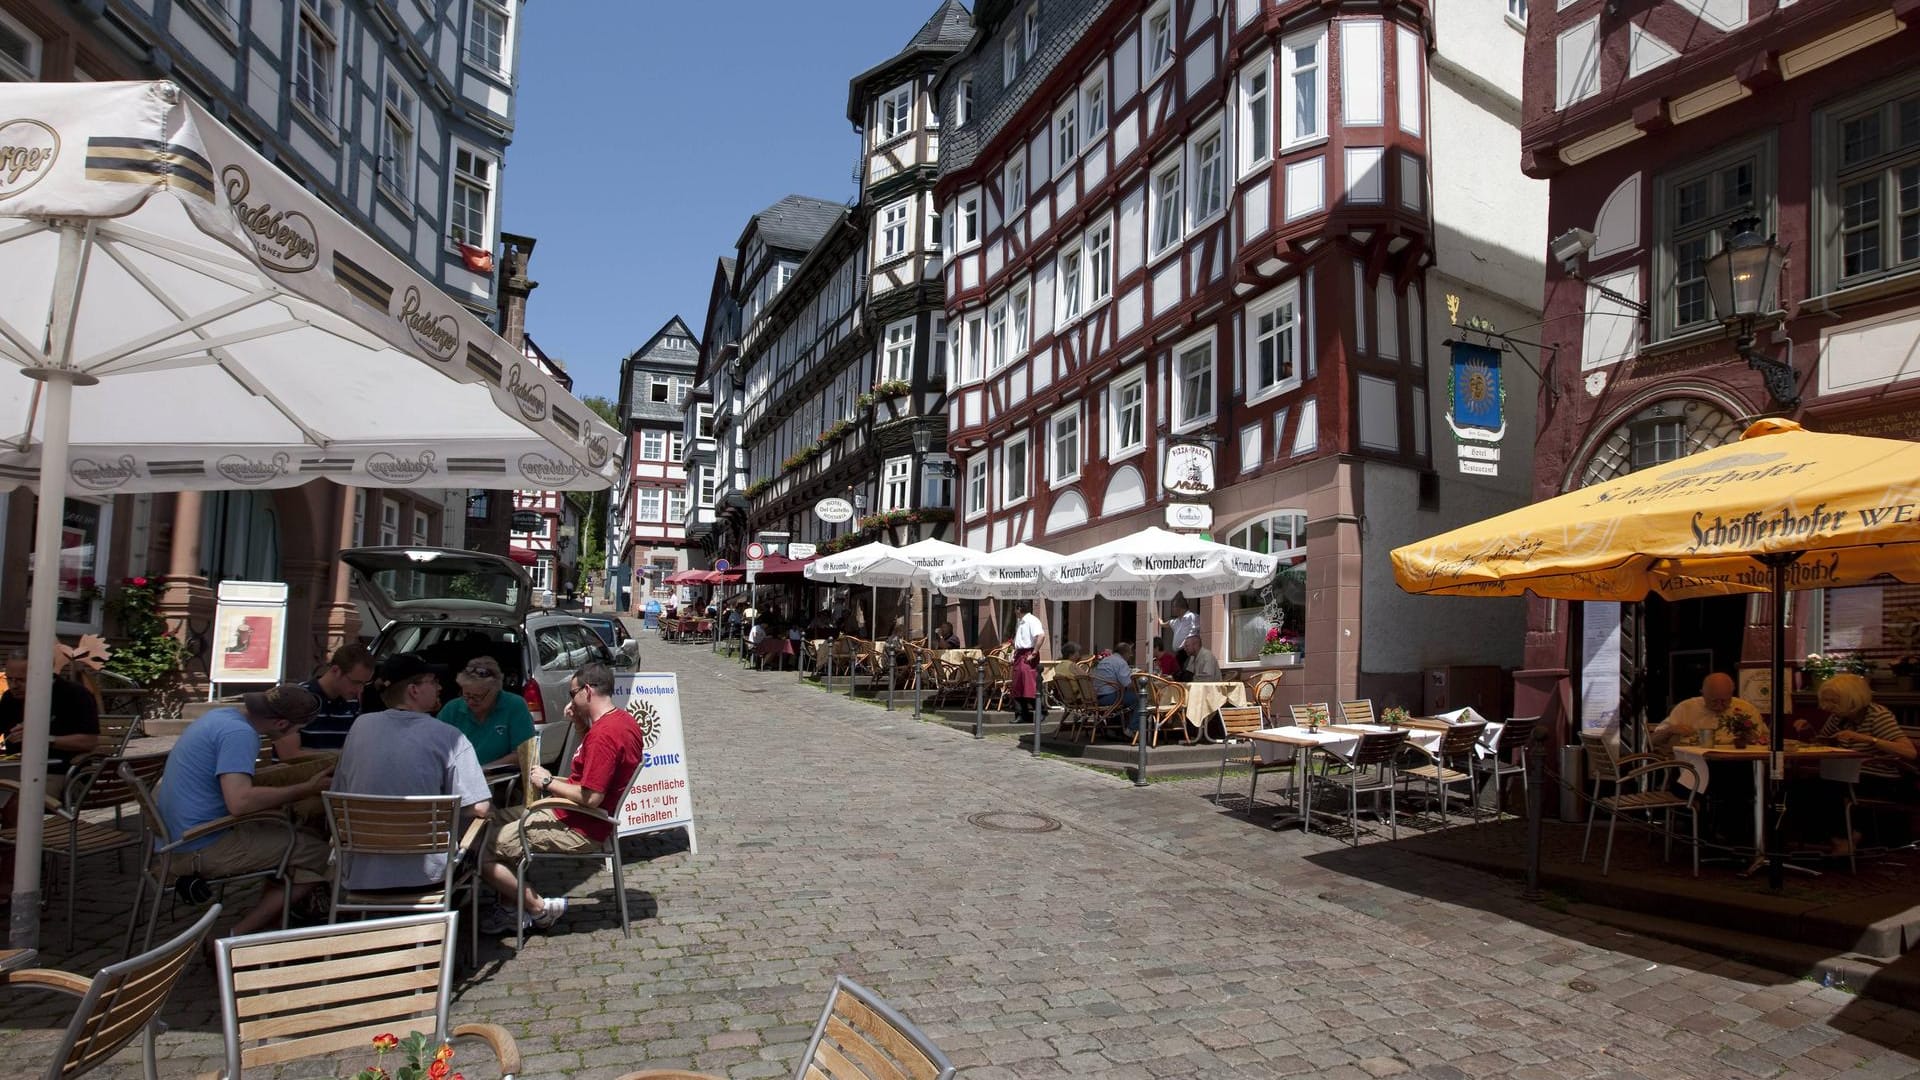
left=498, top=232, right=539, bottom=349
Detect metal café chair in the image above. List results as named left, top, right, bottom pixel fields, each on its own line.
left=1215, top=705, right=1295, bottom=814
left=1309, top=729, right=1411, bottom=845
left=1578, top=733, right=1660, bottom=862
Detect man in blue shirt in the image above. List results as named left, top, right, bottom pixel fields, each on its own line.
left=154, top=684, right=335, bottom=939
left=1092, top=643, right=1143, bottom=737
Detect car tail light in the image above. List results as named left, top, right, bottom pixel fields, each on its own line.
left=522, top=676, right=546, bottom=722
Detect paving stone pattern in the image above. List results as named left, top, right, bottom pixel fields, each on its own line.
left=4, top=643, right=1919, bottom=1078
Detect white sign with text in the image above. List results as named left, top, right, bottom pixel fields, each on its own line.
left=613, top=672, right=699, bottom=852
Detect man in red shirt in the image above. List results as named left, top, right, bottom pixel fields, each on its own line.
left=480, top=660, right=645, bottom=935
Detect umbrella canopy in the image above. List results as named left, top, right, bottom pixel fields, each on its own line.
left=0, top=80, right=617, bottom=947
left=806, top=541, right=907, bottom=585
left=1043, top=526, right=1280, bottom=601
left=929, top=542, right=1067, bottom=599
left=1389, top=419, right=1920, bottom=601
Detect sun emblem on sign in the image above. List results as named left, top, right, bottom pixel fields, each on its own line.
left=625, top=698, right=663, bottom=746
left=1465, top=364, right=1494, bottom=405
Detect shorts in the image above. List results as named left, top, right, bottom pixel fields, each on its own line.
left=489, top=805, right=600, bottom=861
left=186, top=821, right=332, bottom=885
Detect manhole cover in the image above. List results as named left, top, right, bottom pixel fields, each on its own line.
left=1569, top=979, right=1598, bottom=994
left=967, top=811, right=1062, bottom=833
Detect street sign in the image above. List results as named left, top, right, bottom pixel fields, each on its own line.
left=1164, top=502, right=1213, bottom=530
left=813, top=497, right=854, bottom=523
left=745, top=558, right=766, bottom=572
left=713, top=558, right=730, bottom=572
left=745, top=542, right=766, bottom=560
left=787, top=542, right=817, bottom=560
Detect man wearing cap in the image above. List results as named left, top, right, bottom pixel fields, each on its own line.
left=153, top=684, right=335, bottom=938
left=332, top=654, right=492, bottom=892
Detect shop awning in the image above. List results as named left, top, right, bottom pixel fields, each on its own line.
left=508, top=547, right=540, bottom=567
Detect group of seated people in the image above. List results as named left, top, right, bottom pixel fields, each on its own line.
left=1649, top=671, right=1917, bottom=855
left=153, top=643, right=647, bottom=945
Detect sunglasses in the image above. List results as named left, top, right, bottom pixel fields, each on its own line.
left=462, top=666, right=502, bottom=679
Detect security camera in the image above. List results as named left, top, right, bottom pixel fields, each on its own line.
left=1551, top=228, right=1596, bottom=273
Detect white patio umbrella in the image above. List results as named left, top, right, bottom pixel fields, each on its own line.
left=928, top=542, right=1065, bottom=600
left=1042, top=527, right=1280, bottom=784
left=0, top=81, right=619, bottom=947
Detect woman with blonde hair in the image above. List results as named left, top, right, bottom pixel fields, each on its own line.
left=1793, top=673, right=1916, bottom=852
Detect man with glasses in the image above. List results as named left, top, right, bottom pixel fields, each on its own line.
left=479, top=660, right=644, bottom=935
left=437, top=656, right=537, bottom=769
left=332, top=653, right=492, bottom=892
left=299, top=643, right=376, bottom=752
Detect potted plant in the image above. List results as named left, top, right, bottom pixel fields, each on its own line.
left=1304, top=703, right=1329, bottom=732
left=1380, top=706, right=1411, bottom=730
left=1259, top=627, right=1299, bottom=668
left=1803, top=652, right=1873, bottom=690
left=1719, top=705, right=1761, bottom=750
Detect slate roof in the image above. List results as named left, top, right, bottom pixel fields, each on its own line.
left=751, top=195, right=846, bottom=254
left=847, top=0, right=972, bottom=123
left=718, top=256, right=736, bottom=282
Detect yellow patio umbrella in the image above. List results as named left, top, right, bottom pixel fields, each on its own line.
left=1390, top=418, right=1920, bottom=888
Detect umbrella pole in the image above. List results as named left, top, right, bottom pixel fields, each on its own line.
left=1762, top=553, right=1801, bottom=892
left=1136, top=589, right=1157, bottom=788
left=13, top=225, right=95, bottom=950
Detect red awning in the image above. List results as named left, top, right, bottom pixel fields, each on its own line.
left=745, top=553, right=816, bottom=582
left=706, top=571, right=744, bottom=584
left=508, top=546, right=539, bottom=567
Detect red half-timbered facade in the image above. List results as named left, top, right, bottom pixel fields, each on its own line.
left=616, top=318, right=699, bottom=611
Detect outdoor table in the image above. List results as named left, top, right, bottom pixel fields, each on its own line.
left=1672, top=743, right=1867, bottom=853
left=1182, top=681, right=1251, bottom=740
left=1245, top=726, right=1358, bottom=831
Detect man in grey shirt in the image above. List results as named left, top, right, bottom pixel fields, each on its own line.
left=332, top=653, right=491, bottom=891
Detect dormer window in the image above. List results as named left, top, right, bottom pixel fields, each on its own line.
left=880, top=84, right=913, bottom=142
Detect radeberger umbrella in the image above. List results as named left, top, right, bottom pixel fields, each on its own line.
left=1390, top=417, right=1920, bottom=887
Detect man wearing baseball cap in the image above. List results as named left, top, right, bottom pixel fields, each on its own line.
left=153, top=683, right=335, bottom=939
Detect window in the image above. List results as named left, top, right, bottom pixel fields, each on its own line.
left=1819, top=80, right=1920, bottom=288
left=884, top=320, right=915, bottom=382
left=1055, top=100, right=1078, bottom=170
left=1226, top=510, right=1308, bottom=663
left=1653, top=136, right=1772, bottom=339
left=412, top=509, right=431, bottom=546
left=674, top=378, right=691, bottom=406
left=466, top=491, right=491, bottom=521
left=528, top=558, right=552, bottom=593
left=1144, top=2, right=1174, bottom=79
left=380, top=499, right=400, bottom=546
left=966, top=456, right=989, bottom=518
left=1011, top=282, right=1031, bottom=355
left=1150, top=157, right=1183, bottom=256
left=1174, top=338, right=1216, bottom=430
left=467, top=0, right=511, bottom=74
left=1240, top=57, right=1272, bottom=174
left=1081, top=74, right=1108, bottom=142
left=379, top=74, right=416, bottom=201
left=1005, top=156, right=1027, bottom=217
left=1085, top=218, right=1113, bottom=305
left=642, top=430, right=666, bottom=460
left=1111, top=370, right=1146, bottom=456
left=667, top=487, right=689, bottom=521
left=698, top=466, right=716, bottom=506
left=957, top=75, right=974, bottom=126
left=1050, top=409, right=1081, bottom=481
left=1247, top=283, right=1302, bottom=400
left=1189, top=124, right=1226, bottom=225
left=1281, top=28, right=1327, bottom=148
left=880, top=84, right=913, bottom=142
left=1004, top=36, right=1020, bottom=85
left=649, top=377, right=670, bottom=403
left=698, top=404, right=715, bottom=439
left=1507, top=0, right=1528, bottom=24
left=959, top=191, right=981, bottom=248
left=670, top=431, right=686, bottom=461
left=294, top=1, right=337, bottom=122
left=0, top=8, right=44, bottom=81
left=880, top=199, right=912, bottom=261
left=883, top=456, right=912, bottom=512
left=450, top=145, right=495, bottom=248
left=987, top=300, right=1009, bottom=371
left=1024, top=4, right=1041, bottom=57
left=1003, top=432, right=1031, bottom=505
left=963, top=311, right=985, bottom=381
left=638, top=488, right=663, bottom=522
left=1057, top=247, right=1084, bottom=322
left=932, top=316, right=948, bottom=378
left=923, top=466, right=953, bottom=510
left=1631, top=416, right=1686, bottom=471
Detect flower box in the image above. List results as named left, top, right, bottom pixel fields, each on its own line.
left=1260, top=652, right=1299, bottom=669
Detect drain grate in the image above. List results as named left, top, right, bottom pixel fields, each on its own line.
left=967, top=810, right=1063, bottom=834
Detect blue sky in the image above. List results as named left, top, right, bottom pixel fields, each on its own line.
left=508, top=0, right=953, bottom=403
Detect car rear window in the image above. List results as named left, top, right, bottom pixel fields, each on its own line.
left=373, top=625, right=526, bottom=687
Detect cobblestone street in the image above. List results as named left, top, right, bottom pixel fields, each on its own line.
left=6, top=641, right=1920, bottom=1079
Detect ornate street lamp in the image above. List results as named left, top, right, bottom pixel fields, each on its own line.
left=1703, top=215, right=1796, bottom=408
left=912, top=425, right=955, bottom=477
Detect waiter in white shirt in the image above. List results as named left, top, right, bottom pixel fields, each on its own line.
left=1161, top=599, right=1198, bottom=654
left=1009, top=600, right=1046, bottom=725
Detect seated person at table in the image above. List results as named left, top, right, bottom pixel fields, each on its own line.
left=1793, top=674, right=1917, bottom=850
left=1053, top=642, right=1084, bottom=682
left=746, top=617, right=768, bottom=667
left=1092, top=643, right=1143, bottom=736
left=1649, top=673, right=1765, bottom=755
left=1151, top=637, right=1181, bottom=679
left=1176, top=634, right=1222, bottom=683
left=298, top=642, right=376, bottom=752
left=334, top=654, right=491, bottom=891
left=1, top=647, right=101, bottom=803
left=932, top=622, right=961, bottom=650
left=480, top=662, right=644, bottom=935
left=436, top=655, right=537, bottom=769
left=153, top=684, right=334, bottom=939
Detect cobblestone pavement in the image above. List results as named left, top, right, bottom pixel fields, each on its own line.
left=5, top=641, right=1920, bottom=1078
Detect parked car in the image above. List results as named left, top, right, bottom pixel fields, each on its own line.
left=342, top=546, right=616, bottom=768
left=576, top=614, right=641, bottom=668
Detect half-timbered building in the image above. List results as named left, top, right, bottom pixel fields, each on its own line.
left=932, top=0, right=1547, bottom=706
left=509, top=332, right=578, bottom=604
left=1518, top=0, right=1920, bottom=727
left=694, top=257, right=748, bottom=571
left=616, top=318, right=699, bottom=612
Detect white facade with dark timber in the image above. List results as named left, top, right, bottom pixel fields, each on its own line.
left=617, top=318, right=699, bottom=611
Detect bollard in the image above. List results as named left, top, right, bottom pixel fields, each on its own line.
left=885, top=644, right=895, bottom=711
left=848, top=646, right=859, bottom=700
left=824, top=647, right=833, bottom=694
left=1133, top=672, right=1150, bottom=788
left=973, top=661, right=985, bottom=740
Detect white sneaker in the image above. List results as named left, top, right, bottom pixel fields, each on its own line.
left=479, top=903, right=531, bottom=936
left=531, top=897, right=568, bottom=931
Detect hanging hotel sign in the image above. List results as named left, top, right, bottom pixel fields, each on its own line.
left=814, top=497, right=854, bottom=523
left=1446, top=341, right=1507, bottom=476
left=1163, top=444, right=1216, bottom=496
left=1165, top=503, right=1213, bottom=531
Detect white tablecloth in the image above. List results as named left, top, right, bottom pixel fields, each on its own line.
left=1671, top=745, right=1865, bottom=793
left=1250, top=724, right=1445, bottom=764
